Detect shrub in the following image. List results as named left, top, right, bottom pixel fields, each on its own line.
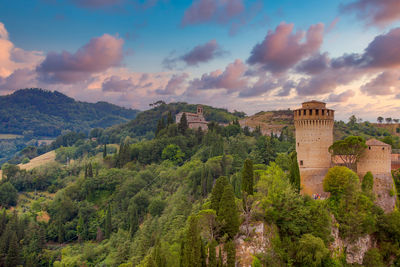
left=363, top=248, right=384, bottom=267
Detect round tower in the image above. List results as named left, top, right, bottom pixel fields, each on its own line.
left=294, top=100, right=334, bottom=197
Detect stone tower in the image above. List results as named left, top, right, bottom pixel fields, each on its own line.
left=294, top=100, right=334, bottom=197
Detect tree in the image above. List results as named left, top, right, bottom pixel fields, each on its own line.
left=377, top=116, right=384, bottom=123
left=1, top=164, right=19, bottom=180
left=295, top=234, right=329, bottom=267
left=149, top=199, right=166, bottom=217
left=323, top=166, right=359, bottom=198
left=105, top=204, right=112, bottom=238
left=363, top=248, right=384, bottom=267
left=241, top=159, right=254, bottom=195
left=103, top=144, right=107, bottom=158
left=385, top=117, right=392, bottom=124
left=167, top=111, right=174, bottom=125
left=218, top=184, right=239, bottom=239
left=362, top=171, right=374, bottom=194
left=0, top=182, right=18, bottom=207
left=210, top=176, right=229, bottom=212
left=155, top=118, right=165, bottom=137
left=5, top=231, right=20, bottom=267
left=162, top=144, right=185, bottom=164
left=288, top=151, right=301, bottom=192
left=182, top=216, right=202, bottom=267
left=207, top=240, right=217, bottom=267
left=87, top=163, right=93, bottom=178
left=329, top=136, right=367, bottom=171
left=224, top=240, right=236, bottom=267
left=178, top=113, right=188, bottom=135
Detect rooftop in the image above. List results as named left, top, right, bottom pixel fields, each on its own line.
left=366, top=138, right=391, bottom=147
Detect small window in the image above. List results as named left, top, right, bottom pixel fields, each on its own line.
left=300, top=160, right=303, bottom=166
left=382, top=147, right=385, bottom=151
left=369, top=146, right=371, bottom=150
left=303, top=110, right=306, bottom=115
left=297, top=142, right=299, bottom=147
left=309, top=109, right=313, bottom=115
left=322, top=110, right=325, bottom=116
left=316, top=109, right=319, bottom=115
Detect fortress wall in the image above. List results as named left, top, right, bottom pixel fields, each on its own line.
left=357, top=146, right=392, bottom=177
left=371, top=173, right=396, bottom=213
left=300, top=168, right=330, bottom=198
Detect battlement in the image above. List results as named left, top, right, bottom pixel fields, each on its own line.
left=294, top=100, right=334, bottom=121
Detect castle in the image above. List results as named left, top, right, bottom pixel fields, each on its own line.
left=294, top=101, right=396, bottom=212
left=175, top=105, right=208, bottom=131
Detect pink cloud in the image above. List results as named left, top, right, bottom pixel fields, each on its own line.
left=0, top=68, right=37, bottom=92
left=102, top=75, right=136, bottom=92
left=189, top=59, right=248, bottom=92
left=247, top=22, right=324, bottom=73
left=341, top=0, right=400, bottom=27
left=156, top=73, right=189, bottom=95
left=37, top=34, right=124, bottom=84
left=361, top=71, right=400, bottom=95
left=181, top=0, right=244, bottom=26
left=327, top=90, right=355, bottom=102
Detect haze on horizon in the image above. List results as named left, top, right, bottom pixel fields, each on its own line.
left=1, top=0, right=400, bottom=121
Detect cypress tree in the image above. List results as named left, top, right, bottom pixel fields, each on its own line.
left=218, top=246, right=223, bottom=267
left=218, top=184, right=239, bottom=239
left=242, top=159, right=254, bottom=195
left=129, top=203, right=139, bottom=237
left=0, top=209, right=6, bottom=236
left=5, top=231, right=19, bottom=267
left=103, top=144, right=107, bottom=158
left=210, top=176, right=229, bottom=213
left=182, top=216, right=202, bottom=267
left=208, top=240, right=217, bottom=267
left=87, top=163, right=93, bottom=178
left=225, top=240, right=236, bottom=267
left=105, top=204, right=112, bottom=239
left=206, top=168, right=214, bottom=194
left=84, top=165, right=88, bottom=179
left=167, top=111, right=173, bottom=125
left=178, top=113, right=188, bottom=135
left=196, top=127, right=203, bottom=144
left=156, top=119, right=165, bottom=137
left=154, top=240, right=166, bottom=267
left=200, top=240, right=207, bottom=267
left=289, top=151, right=301, bottom=193
left=201, top=166, right=207, bottom=197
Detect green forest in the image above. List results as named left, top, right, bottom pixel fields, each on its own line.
left=1, top=103, right=400, bottom=266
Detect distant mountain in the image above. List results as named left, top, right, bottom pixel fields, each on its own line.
left=0, top=88, right=140, bottom=137
left=101, top=102, right=245, bottom=142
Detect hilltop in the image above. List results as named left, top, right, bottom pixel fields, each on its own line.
left=239, top=109, right=294, bottom=135
left=0, top=88, right=140, bottom=137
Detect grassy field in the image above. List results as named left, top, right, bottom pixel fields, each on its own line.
left=0, top=134, right=23, bottom=139
left=1, top=150, right=56, bottom=179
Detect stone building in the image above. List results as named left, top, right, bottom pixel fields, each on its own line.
left=294, top=100, right=396, bottom=211
left=175, top=105, right=208, bottom=131
left=294, top=100, right=334, bottom=198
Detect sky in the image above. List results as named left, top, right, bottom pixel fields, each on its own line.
left=1, top=0, right=400, bottom=121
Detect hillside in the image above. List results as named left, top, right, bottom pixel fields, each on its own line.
left=0, top=88, right=140, bottom=137
left=239, top=109, right=294, bottom=135
left=99, top=102, right=245, bottom=143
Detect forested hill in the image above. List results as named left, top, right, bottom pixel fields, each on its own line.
left=98, top=102, right=245, bottom=142
left=0, top=88, right=140, bottom=137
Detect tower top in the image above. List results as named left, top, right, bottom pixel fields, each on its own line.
left=302, top=100, right=326, bottom=109
left=294, top=100, right=334, bottom=120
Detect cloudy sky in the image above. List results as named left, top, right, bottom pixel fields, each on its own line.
left=1, top=0, right=400, bottom=121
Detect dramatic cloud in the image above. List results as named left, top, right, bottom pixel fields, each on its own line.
left=156, top=73, right=189, bottom=95
left=327, top=90, right=355, bottom=102
left=247, top=23, right=324, bottom=73
left=181, top=0, right=244, bottom=26
left=163, top=40, right=226, bottom=69
left=361, top=71, right=400, bottom=96
left=37, top=34, right=124, bottom=84
left=341, top=0, right=400, bottom=27
left=238, top=76, right=279, bottom=98
left=296, top=53, right=330, bottom=75
left=189, top=59, right=247, bottom=92
left=102, top=75, right=136, bottom=92
left=0, top=68, right=36, bottom=92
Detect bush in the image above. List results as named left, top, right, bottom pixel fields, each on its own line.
left=149, top=199, right=166, bottom=217
left=323, top=166, right=359, bottom=197
left=0, top=182, right=18, bottom=206
left=363, top=248, right=384, bottom=267
left=21, top=157, right=30, bottom=164
left=295, top=234, right=329, bottom=267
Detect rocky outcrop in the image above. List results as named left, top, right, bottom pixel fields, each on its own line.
left=330, top=216, right=375, bottom=265
left=373, top=173, right=396, bottom=213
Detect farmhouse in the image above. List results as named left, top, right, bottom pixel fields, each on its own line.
left=175, top=105, right=208, bottom=131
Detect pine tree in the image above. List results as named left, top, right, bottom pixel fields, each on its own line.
left=105, top=204, right=112, bottom=239
left=289, top=151, right=301, bottom=193
left=5, top=231, right=19, bottom=267
left=224, top=240, right=236, bottom=267
left=218, top=184, right=239, bottom=239
left=103, top=144, right=107, bottom=158
left=242, top=159, right=254, bottom=195
left=178, top=113, right=188, bottom=135
left=182, top=216, right=202, bottom=267
left=167, top=111, right=173, bottom=125
left=210, top=176, right=229, bottom=213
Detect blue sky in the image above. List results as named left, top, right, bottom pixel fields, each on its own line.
left=1, top=0, right=400, bottom=121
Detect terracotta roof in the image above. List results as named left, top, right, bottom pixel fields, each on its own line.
left=366, top=138, right=391, bottom=146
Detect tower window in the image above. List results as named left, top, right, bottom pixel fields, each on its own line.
left=303, top=110, right=306, bottom=115
left=297, top=142, right=299, bottom=147
left=316, top=109, right=319, bottom=115
left=300, top=160, right=303, bottom=166
left=309, top=109, right=313, bottom=115
left=369, top=146, right=371, bottom=150
left=322, top=110, right=325, bottom=116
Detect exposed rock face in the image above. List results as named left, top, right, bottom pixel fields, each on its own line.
left=373, top=173, right=396, bottom=213
left=235, top=222, right=269, bottom=267
left=330, top=216, right=375, bottom=265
